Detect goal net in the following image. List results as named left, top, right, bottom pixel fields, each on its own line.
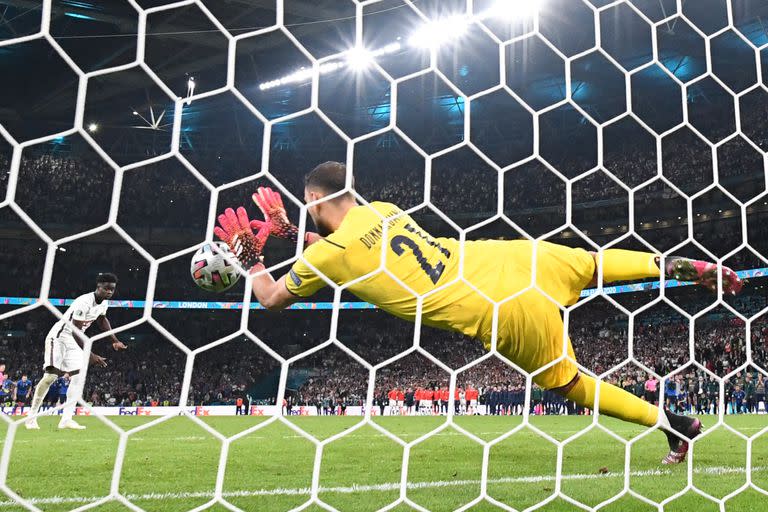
left=0, top=0, right=767, bottom=510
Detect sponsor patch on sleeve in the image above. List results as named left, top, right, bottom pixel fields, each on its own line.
left=289, top=270, right=302, bottom=288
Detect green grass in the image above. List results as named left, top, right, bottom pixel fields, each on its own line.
left=1, top=415, right=766, bottom=511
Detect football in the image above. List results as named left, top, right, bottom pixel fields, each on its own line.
left=190, top=242, right=241, bottom=292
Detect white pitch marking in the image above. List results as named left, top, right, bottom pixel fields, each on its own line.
left=0, top=465, right=763, bottom=506
left=3, top=426, right=766, bottom=443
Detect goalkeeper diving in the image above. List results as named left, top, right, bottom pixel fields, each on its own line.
left=214, top=161, right=743, bottom=465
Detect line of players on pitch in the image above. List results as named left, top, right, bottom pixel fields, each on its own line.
left=382, top=385, right=603, bottom=416
left=384, top=386, right=481, bottom=416
left=381, top=374, right=768, bottom=416
left=0, top=370, right=71, bottom=414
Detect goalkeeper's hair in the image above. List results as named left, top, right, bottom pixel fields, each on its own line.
left=96, top=272, right=118, bottom=285
left=304, top=161, right=355, bottom=201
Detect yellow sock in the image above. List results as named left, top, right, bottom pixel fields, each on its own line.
left=601, top=249, right=659, bottom=283
left=565, top=373, right=658, bottom=427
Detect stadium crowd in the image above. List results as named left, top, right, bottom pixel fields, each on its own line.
left=0, top=309, right=278, bottom=408
left=3, top=133, right=764, bottom=234
left=288, top=300, right=768, bottom=414
left=1, top=125, right=768, bottom=416
left=3, top=295, right=766, bottom=416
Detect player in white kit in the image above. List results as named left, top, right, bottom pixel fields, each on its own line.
left=25, top=273, right=126, bottom=430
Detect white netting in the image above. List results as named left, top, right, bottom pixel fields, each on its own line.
left=1, top=0, right=767, bottom=510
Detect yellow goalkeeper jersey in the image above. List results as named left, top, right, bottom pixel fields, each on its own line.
left=285, top=202, right=595, bottom=356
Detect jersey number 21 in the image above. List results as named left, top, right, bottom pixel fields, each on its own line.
left=389, top=225, right=450, bottom=285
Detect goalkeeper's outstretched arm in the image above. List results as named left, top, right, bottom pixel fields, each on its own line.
left=251, top=187, right=322, bottom=247
left=248, top=264, right=299, bottom=311
left=213, top=206, right=300, bottom=311
left=215, top=187, right=330, bottom=311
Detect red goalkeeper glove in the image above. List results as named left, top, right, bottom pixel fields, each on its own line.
left=213, top=207, right=270, bottom=270
left=250, top=187, right=320, bottom=245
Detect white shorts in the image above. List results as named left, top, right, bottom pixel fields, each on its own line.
left=396, top=400, right=404, bottom=407
left=470, top=400, right=478, bottom=406
left=44, top=336, right=84, bottom=373
left=389, top=399, right=396, bottom=407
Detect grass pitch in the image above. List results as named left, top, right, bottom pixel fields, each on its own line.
left=1, top=414, right=767, bottom=512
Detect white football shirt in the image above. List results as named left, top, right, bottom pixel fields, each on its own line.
left=48, top=292, right=109, bottom=340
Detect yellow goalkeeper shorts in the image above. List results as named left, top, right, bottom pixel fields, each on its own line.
left=493, top=242, right=595, bottom=389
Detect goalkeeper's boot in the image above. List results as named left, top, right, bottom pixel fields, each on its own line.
left=665, top=257, right=743, bottom=295
left=58, top=419, right=86, bottom=430
left=661, top=410, right=702, bottom=465
left=24, top=418, right=40, bottom=430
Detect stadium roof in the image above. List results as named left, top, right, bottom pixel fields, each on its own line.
left=1, top=0, right=768, bottom=152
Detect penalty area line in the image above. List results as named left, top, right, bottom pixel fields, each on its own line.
left=0, top=465, right=764, bottom=506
